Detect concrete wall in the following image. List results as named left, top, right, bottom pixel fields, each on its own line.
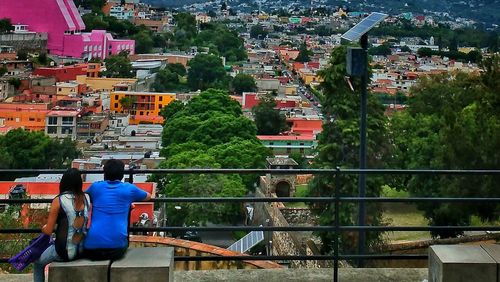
left=0, top=33, right=48, bottom=52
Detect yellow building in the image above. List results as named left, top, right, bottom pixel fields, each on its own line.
left=76, top=75, right=137, bottom=92
left=299, top=70, right=324, bottom=85
left=56, top=82, right=79, bottom=95
left=110, top=91, right=176, bottom=124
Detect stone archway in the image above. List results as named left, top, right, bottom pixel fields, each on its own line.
left=275, top=181, right=291, bottom=197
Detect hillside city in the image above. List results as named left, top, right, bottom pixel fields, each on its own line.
left=0, top=0, right=499, bottom=276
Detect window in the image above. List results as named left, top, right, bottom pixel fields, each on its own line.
left=47, top=127, right=57, bottom=134
left=115, top=95, right=119, bottom=100
left=158, top=105, right=162, bottom=109
left=48, top=117, right=57, bottom=125
left=139, top=111, right=144, bottom=116
left=61, top=127, right=73, bottom=135
left=62, top=117, right=73, bottom=125
left=15, top=117, right=20, bottom=123
left=58, top=88, right=62, bottom=92
left=269, top=142, right=274, bottom=145
left=159, top=96, right=163, bottom=102
left=29, top=117, right=35, bottom=121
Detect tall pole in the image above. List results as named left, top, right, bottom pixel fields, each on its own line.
left=357, top=33, right=368, bottom=267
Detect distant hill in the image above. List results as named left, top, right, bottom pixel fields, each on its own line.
left=143, top=0, right=500, bottom=26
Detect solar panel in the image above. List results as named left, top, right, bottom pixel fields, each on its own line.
left=227, top=231, right=265, bottom=253
left=341, top=12, right=388, bottom=42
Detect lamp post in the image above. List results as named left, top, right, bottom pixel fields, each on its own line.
left=342, top=12, right=388, bottom=268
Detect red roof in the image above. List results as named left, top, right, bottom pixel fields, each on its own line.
left=257, top=135, right=316, bottom=141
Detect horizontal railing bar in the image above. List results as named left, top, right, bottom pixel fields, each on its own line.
left=1, top=197, right=499, bottom=204
left=3, top=226, right=499, bottom=234
left=174, top=254, right=428, bottom=261
left=0, top=254, right=428, bottom=264
left=1, top=168, right=500, bottom=175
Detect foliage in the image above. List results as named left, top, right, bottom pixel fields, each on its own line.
left=103, top=52, right=133, bottom=78
left=131, top=31, right=154, bottom=54
left=289, top=152, right=308, bottom=169
left=0, top=129, right=79, bottom=172
left=0, top=18, right=14, bottom=33
left=194, top=23, right=247, bottom=62
left=8, top=78, right=21, bottom=89
left=74, top=0, right=106, bottom=13
left=152, top=69, right=180, bottom=92
left=388, top=56, right=500, bottom=238
left=250, top=24, right=268, bottom=39
left=252, top=93, right=288, bottom=135
left=0, top=66, right=7, bottom=77
left=118, top=96, right=137, bottom=113
left=159, top=100, right=185, bottom=121
left=231, top=73, right=256, bottom=94
left=157, top=89, right=270, bottom=225
left=295, top=42, right=312, bottom=62
left=187, top=54, right=228, bottom=91
left=368, top=44, right=392, bottom=56
left=166, top=63, right=186, bottom=77
left=308, top=46, right=390, bottom=255
left=417, top=47, right=483, bottom=63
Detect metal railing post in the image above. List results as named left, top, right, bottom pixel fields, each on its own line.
left=334, top=166, right=341, bottom=282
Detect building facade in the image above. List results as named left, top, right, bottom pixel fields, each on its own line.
left=110, top=91, right=175, bottom=124
left=0, top=0, right=134, bottom=59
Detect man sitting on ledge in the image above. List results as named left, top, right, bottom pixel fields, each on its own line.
left=84, top=159, right=151, bottom=260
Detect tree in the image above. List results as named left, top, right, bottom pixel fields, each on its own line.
left=368, top=44, right=392, bottom=56
left=187, top=54, right=228, bottom=91
left=400, top=45, right=412, bottom=53
left=0, top=66, right=7, bottom=77
left=296, top=42, right=312, bottom=63
left=131, top=31, right=154, bottom=54
left=118, top=96, right=137, bottom=113
left=0, top=18, right=14, bottom=33
left=0, top=129, right=79, bottom=172
left=8, top=78, right=21, bottom=90
left=152, top=69, right=180, bottom=92
left=252, top=93, right=288, bottom=135
left=231, top=73, right=256, bottom=94
left=389, top=57, right=500, bottom=238
left=156, top=89, right=268, bottom=225
left=166, top=63, right=186, bottom=77
left=417, top=47, right=434, bottom=57
left=250, top=24, right=268, bottom=39
left=103, top=52, right=133, bottom=78
left=159, top=100, right=185, bottom=121
left=307, top=46, right=389, bottom=255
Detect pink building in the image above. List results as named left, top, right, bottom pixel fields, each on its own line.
left=0, top=0, right=134, bottom=59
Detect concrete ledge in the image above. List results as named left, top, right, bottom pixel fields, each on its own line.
left=429, top=245, right=497, bottom=282
left=48, top=259, right=110, bottom=282
left=110, top=247, right=174, bottom=282
left=173, top=268, right=428, bottom=282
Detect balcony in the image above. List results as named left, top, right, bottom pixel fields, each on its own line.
left=0, top=168, right=499, bottom=281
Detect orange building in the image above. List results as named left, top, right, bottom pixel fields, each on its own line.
left=110, top=91, right=176, bottom=124
left=0, top=103, right=50, bottom=131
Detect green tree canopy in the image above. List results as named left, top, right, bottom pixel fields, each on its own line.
left=157, top=89, right=270, bottom=226
left=231, top=73, right=256, bottom=94
left=152, top=69, right=180, bottom=92
left=0, top=18, right=14, bottom=34
left=0, top=129, right=79, bottom=172
left=250, top=24, right=268, bottom=39
left=295, top=41, right=312, bottom=62
left=252, top=94, right=287, bottom=135
left=187, top=54, right=228, bottom=91
left=103, top=52, right=133, bottom=78
left=308, top=46, right=390, bottom=254
left=159, top=99, right=185, bottom=121
left=389, top=56, right=500, bottom=238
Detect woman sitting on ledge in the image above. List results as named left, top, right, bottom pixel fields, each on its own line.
left=33, top=168, right=90, bottom=282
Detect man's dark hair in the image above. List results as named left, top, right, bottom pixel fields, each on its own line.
left=103, top=159, right=125, bottom=181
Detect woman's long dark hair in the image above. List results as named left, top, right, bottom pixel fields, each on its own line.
left=59, top=168, right=84, bottom=202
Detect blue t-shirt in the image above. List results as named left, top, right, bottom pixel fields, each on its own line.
left=84, top=180, right=147, bottom=249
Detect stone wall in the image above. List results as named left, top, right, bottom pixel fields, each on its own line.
left=0, top=33, right=48, bottom=52
left=280, top=208, right=318, bottom=225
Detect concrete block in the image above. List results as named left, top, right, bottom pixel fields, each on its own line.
left=110, top=247, right=174, bottom=282
left=429, top=245, right=497, bottom=282
left=481, top=244, right=500, bottom=282
left=48, top=259, right=110, bottom=282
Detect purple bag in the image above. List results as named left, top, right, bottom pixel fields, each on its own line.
left=8, top=233, right=54, bottom=271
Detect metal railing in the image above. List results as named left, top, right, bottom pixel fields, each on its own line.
left=1, top=168, right=500, bottom=282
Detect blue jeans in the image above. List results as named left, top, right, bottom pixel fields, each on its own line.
left=33, top=245, right=61, bottom=282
